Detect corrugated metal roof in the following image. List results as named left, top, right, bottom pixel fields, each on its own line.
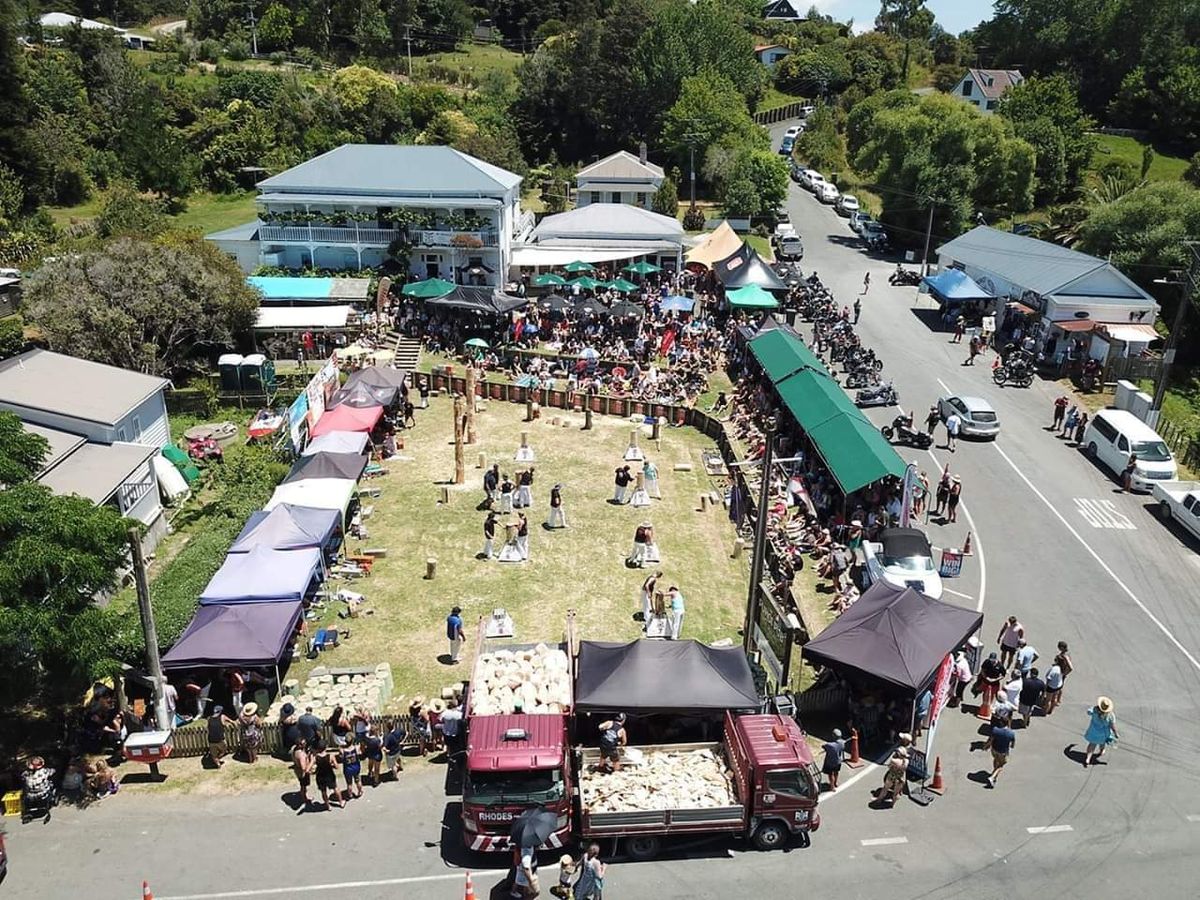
left=0, top=349, right=169, bottom=427
left=257, top=145, right=521, bottom=196
left=577, top=151, right=664, bottom=181
left=467, top=714, right=565, bottom=771
left=533, top=204, right=683, bottom=242
left=936, top=227, right=1141, bottom=297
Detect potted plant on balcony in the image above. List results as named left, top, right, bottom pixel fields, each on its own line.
left=450, top=233, right=484, bottom=249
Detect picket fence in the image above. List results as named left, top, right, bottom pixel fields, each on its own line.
left=169, top=714, right=419, bottom=759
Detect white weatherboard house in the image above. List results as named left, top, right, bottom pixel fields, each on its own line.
left=575, top=150, right=665, bottom=209
left=0, top=349, right=171, bottom=549
left=950, top=68, right=1024, bottom=114
left=515, top=204, right=685, bottom=273
left=208, top=145, right=533, bottom=287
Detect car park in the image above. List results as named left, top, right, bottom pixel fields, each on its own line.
left=863, top=527, right=943, bottom=600
left=816, top=182, right=840, bottom=204
left=849, top=211, right=871, bottom=233
left=937, top=395, right=1000, bottom=439
left=778, top=235, right=804, bottom=260
left=1082, top=408, right=1177, bottom=491
left=836, top=194, right=860, bottom=217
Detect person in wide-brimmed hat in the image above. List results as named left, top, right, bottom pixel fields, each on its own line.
left=1083, top=696, right=1120, bottom=767
left=239, top=702, right=263, bottom=763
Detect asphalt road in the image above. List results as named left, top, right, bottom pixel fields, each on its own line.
left=5, top=126, right=1200, bottom=900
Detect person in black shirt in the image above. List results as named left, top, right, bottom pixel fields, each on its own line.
left=547, top=483, right=567, bottom=529
left=207, top=706, right=235, bottom=768
left=613, top=466, right=632, bottom=504
left=1017, top=668, right=1046, bottom=728
left=481, top=511, right=497, bottom=559
left=483, top=464, right=499, bottom=508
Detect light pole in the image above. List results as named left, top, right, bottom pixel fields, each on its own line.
left=1150, top=242, right=1200, bottom=424
left=742, top=418, right=776, bottom=654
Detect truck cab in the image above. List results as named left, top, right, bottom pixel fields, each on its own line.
left=462, top=714, right=572, bottom=852
left=728, top=713, right=821, bottom=850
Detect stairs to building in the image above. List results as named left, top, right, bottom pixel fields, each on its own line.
left=392, top=334, right=422, bottom=375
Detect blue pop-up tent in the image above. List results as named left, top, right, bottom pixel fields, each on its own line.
left=199, top=545, right=323, bottom=605
left=230, top=504, right=341, bottom=553
left=922, top=268, right=992, bottom=305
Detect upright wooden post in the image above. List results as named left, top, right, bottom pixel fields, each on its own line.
left=453, top=394, right=466, bottom=485
left=464, top=364, right=477, bottom=445
left=129, top=528, right=169, bottom=736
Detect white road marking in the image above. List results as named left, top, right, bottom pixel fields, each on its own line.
left=1186, top=814, right=1200, bottom=822
left=992, top=442, right=1200, bottom=672
left=943, top=587, right=975, bottom=600
left=157, top=874, right=474, bottom=900
left=1074, top=498, right=1137, bottom=530
left=861, top=836, right=909, bottom=846
left=1026, top=825, right=1074, bottom=834
left=822, top=762, right=880, bottom=800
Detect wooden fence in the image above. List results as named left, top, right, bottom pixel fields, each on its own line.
left=1154, top=417, right=1200, bottom=471
left=753, top=101, right=811, bottom=125
left=169, top=714, right=420, bottom=759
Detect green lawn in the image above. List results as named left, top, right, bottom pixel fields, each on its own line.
left=417, top=43, right=524, bottom=82
left=1089, top=134, right=1190, bottom=181
left=47, top=190, right=258, bottom=235
left=759, top=85, right=805, bottom=112
left=745, top=234, right=776, bottom=262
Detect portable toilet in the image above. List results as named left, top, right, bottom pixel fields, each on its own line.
left=240, top=353, right=275, bottom=396
left=218, top=354, right=244, bottom=392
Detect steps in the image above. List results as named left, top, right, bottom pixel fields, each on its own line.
left=393, top=334, right=422, bottom=374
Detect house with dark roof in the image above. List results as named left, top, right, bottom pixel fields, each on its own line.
left=0, top=350, right=172, bottom=547
left=949, top=68, right=1024, bottom=114
left=575, top=149, right=665, bottom=210
left=762, top=0, right=806, bottom=21
left=207, top=144, right=532, bottom=287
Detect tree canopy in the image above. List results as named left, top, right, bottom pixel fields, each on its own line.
left=998, top=75, right=1095, bottom=205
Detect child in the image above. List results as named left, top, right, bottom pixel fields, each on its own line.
left=550, top=855, right=576, bottom=899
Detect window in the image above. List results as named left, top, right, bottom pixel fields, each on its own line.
left=131, top=415, right=142, bottom=441
left=986, top=100, right=997, bottom=111
left=764, top=769, right=814, bottom=800
left=961, top=80, right=972, bottom=96
left=610, top=192, right=620, bottom=204
left=1117, top=435, right=1129, bottom=452
left=117, top=426, right=128, bottom=442
left=1093, top=417, right=1118, bottom=441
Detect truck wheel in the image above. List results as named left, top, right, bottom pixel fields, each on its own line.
left=1160, top=500, right=1172, bottom=521
left=753, top=821, right=789, bottom=851
left=626, top=836, right=661, bottom=861
left=1086, top=441, right=1098, bottom=459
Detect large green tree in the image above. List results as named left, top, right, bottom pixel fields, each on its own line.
left=875, top=0, right=933, bottom=84
left=0, top=410, right=47, bottom=486
left=23, top=235, right=259, bottom=378
left=998, top=74, right=1095, bottom=204
left=661, top=71, right=764, bottom=172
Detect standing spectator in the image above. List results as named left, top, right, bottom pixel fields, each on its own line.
left=226, top=668, right=246, bottom=716
left=1053, top=395, right=1069, bottom=430
left=1073, top=413, right=1089, bottom=444
left=925, top=404, right=940, bottom=436
left=447, top=606, right=465, bottom=664
left=439, top=698, right=464, bottom=763
left=946, top=476, right=962, bottom=523
left=1018, top=667, right=1045, bottom=727
left=853, top=297, right=862, bottom=323
left=162, top=681, right=179, bottom=728
left=363, top=726, right=384, bottom=786
left=1083, top=697, right=1119, bottom=767
left=280, top=703, right=300, bottom=752
left=238, top=702, right=262, bottom=764
left=880, top=747, right=909, bottom=804
left=982, top=718, right=1016, bottom=788
left=297, top=706, right=323, bottom=745
left=574, top=845, right=607, bottom=900
left=328, top=705, right=352, bottom=747
left=667, top=585, right=685, bottom=640
left=481, top=512, right=498, bottom=559
left=821, top=729, right=845, bottom=791
left=964, top=336, right=981, bottom=365
left=1043, top=658, right=1065, bottom=716
left=1056, top=641, right=1074, bottom=689
left=945, top=411, right=961, bottom=452
left=339, top=737, right=363, bottom=800
left=975, top=652, right=1005, bottom=709
left=207, top=705, right=235, bottom=768
left=953, top=315, right=965, bottom=343
left=410, top=698, right=433, bottom=757
left=291, top=738, right=313, bottom=806
left=913, top=688, right=933, bottom=738
left=1062, top=405, right=1079, bottom=438
left=1015, top=639, right=1039, bottom=676
left=997, top=616, right=1025, bottom=669
left=934, top=467, right=951, bottom=517
left=950, top=650, right=973, bottom=707
left=546, top=483, right=567, bottom=528
left=1122, top=453, right=1138, bottom=492
left=382, top=718, right=406, bottom=778
left=313, top=738, right=342, bottom=809
left=613, top=465, right=633, bottom=503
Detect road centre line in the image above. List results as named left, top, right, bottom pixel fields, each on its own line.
left=990, top=442, right=1200, bottom=672
left=1187, top=814, right=1200, bottom=822
left=156, top=872, right=478, bottom=900
left=1026, top=825, right=1074, bottom=834
left=861, top=836, right=909, bottom=846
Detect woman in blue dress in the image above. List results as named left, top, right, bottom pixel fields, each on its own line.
left=1083, top=696, right=1120, bottom=767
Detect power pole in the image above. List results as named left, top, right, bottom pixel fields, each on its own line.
left=921, top=198, right=936, bottom=275
left=128, top=528, right=169, bottom=734
left=689, top=144, right=696, bottom=209
left=404, top=24, right=413, bottom=78
left=742, top=419, right=776, bottom=654
left=247, top=1, right=258, bottom=56
left=1150, top=242, right=1200, bottom=422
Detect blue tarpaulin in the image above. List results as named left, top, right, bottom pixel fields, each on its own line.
left=249, top=276, right=335, bottom=301
left=660, top=295, right=696, bottom=314
left=922, top=269, right=992, bottom=305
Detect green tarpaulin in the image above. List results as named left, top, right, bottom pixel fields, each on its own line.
left=806, top=413, right=907, bottom=494
left=727, top=284, right=779, bottom=309
left=775, top=368, right=850, bottom=432
left=623, top=261, right=662, bottom=275
left=748, top=328, right=828, bottom=380
left=605, top=278, right=639, bottom=293
left=402, top=278, right=455, bottom=299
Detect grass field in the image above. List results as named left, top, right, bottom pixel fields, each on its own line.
left=48, top=190, right=258, bottom=235
left=417, top=43, right=524, bottom=82
left=1089, top=134, right=1190, bottom=181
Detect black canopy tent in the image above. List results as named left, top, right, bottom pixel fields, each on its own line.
left=284, top=450, right=369, bottom=484
left=713, top=244, right=788, bottom=293
left=421, top=285, right=529, bottom=315
left=575, top=640, right=761, bottom=714
left=346, top=365, right=408, bottom=393
left=801, top=582, right=983, bottom=694
left=329, top=380, right=399, bottom=409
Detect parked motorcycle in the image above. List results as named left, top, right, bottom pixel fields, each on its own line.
left=856, top=381, right=898, bottom=407
left=889, top=266, right=922, bottom=286
left=1079, top=358, right=1102, bottom=392
left=880, top=414, right=934, bottom=449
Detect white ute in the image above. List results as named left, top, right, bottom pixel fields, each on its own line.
left=1153, top=481, right=1200, bottom=541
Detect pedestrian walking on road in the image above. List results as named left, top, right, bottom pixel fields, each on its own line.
left=1015, top=639, right=1038, bottom=676
left=879, top=746, right=909, bottom=804
left=1018, top=667, right=1045, bottom=727
left=945, top=413, right=961, bottom=452
left=997, top=616, right=1025, bottom=670
left=953, top=316, right=965, bottom=343
left=1083, top=697, right=1119, bottom=767
left=862, top=271, right=871, bottom=294
left=925, top=404, right=940, bottom=435
left=946, top=476, right=962, bottom=523
left=853, top=298, right=862, bottom=323
left=821, top=729, right=845, bottom=790
left=964, top=336, right=981, bottom=365
left=291, top=737, right=313, bottom=806
left=1053, top=395, right=1069, bottom=430
left=982, top=720, right=1016, bottom=787
left=574, top=844, right=607, bottom=900
left=1062, top=405, right=1079, bottom=437
left=934, top=466, right=951, bottom=517
left=1056, top=641, right=1074, bottom=686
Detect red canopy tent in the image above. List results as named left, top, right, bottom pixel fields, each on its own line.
left=309, top=404, right=383, bottom=437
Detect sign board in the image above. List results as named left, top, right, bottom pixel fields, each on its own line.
left=287, top=392, right=309, bottom=450
left=754, top=584, right=796, bottom=687
left=929, top=654, right=953, bottom=727
left=938, top=548, right=963, bottom=578
left=305, top=358, right=338, bottom=426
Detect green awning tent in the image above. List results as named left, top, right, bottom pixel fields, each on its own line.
left=606, top=278, right=639, bottom=293
left=564, top=260, right=596, bottom=273
left=727, top=284, right=779, bottom=309
left=568, top=276, right=604, bottom=290
left=532, top=273, right=566, bottom=287
left=748, top=328, right=828, bottom=379
left=623, top=261, right=662, bottom=275
left=774, top=368, right=849, bottom=431
left=401, top=278, right=455, bottom=299
left=806, top=413, right=907, bottom=494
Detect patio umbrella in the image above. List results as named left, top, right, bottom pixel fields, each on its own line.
left=401, top=278, right=455, bottom=299
left=532, top=273, right=566, bottom=287
left=339, top=344, right=370, bottom=359
left=368, top=348, right=395, bottom=363
left=606, top=278, right=639, bottom=293
left=660, top=295, right=695, bottom=314
left=563, top=260, right=596, bottom=273
left=568, top=276, right=604, bottom=291
left=726, top=284, right=779, bottom=309
left=510, top=807, right=559, bottom=849
left=608, top=299, right=644, bottom=318
left=539, top=293, right=572, bottom=312
left=572, top=294, right=606, bottom=313
left=623, top=260, right=662, bottom=275
left=579, top=347, right=600, bottom=361
left=465, top=337, right=490, bottom=349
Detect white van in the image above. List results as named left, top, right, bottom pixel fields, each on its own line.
left=1082, top=408, right=1177, bottom=491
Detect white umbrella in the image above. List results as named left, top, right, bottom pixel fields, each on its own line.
left=580, top=347, right=599, bottom=361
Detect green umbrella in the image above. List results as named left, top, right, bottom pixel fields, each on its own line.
left=726, top=284, right=780, bottom=309
left=401, top=277, right=455, bottom=299
left=623, top=260, right=662, bottom=275
left=605, top=278, right=639, bottom=293
left=532, top=273, right=566, bottom=287
left=563, top=260, right=596, bottom=273
left=465, top=337, right=490, bottom=349
left=568, top=276, right=604, bottom=290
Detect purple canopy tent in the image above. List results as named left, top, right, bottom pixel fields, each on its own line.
left=161, top=601, right=302, bottom=670
left=199, top=545, right=323, bottom=605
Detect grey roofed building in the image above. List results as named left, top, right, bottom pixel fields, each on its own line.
left=576, top=151, right=665, bottom=182
left=22, top=421, right=86, bottom=477
left=0, top=349, right=169, bottom=428
left=256, top=144, right=522, bottom=197
left=35, top=440, right=157, bottom=506
left=532, top=204, right=683, bottom=244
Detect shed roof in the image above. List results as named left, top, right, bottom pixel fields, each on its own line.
left=36, top=441, right=156, bottom=504
left=22, top=421, right=86, bottom=475
left=532, top=204, right=683, bottom=243
left=576, top=150, right=665, bottom=182
left=206, top=221, right=260, bottom=242
left=0, top=349, right=169, bottom=427
left=257, top=145, right=521, bottom=197
left=255, top=305, right=354, bottom=330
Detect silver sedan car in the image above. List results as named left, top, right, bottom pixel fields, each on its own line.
left=938, top=395, right=1000, bottom=439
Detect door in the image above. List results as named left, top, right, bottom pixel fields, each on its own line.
left=758, top=768, right=816, bottom=823
left=1109, top=433, right=1130, bottom=475
left=425, top=262, right=439, bottom=278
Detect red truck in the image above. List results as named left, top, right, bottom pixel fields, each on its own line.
left=461, top=614, right=576, bottom=853
left=576, top=712, right=821, bottom=859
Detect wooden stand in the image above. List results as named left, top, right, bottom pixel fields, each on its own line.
left=624, top=428, right=644, bottom=461
left=498, top=521, right=523, bottom=562
left=452, top=394, right=465, bottom=484
left=464, top=365, right=477, bottom=445
left=425, top=557, right=438, bottom=580
left=630, top=471, right=651, bottom=507
left=515, top=430, right=535, bottom=461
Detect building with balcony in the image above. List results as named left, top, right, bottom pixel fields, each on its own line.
left=207, top=145, right=532, bottom=287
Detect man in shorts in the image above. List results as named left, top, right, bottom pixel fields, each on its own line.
left=597, top=713, right=627, bottom=773
left=1018, top=667, right=1045, bottom=728
left=821, top=729, right=845, bottom=790
left=291, top=737, right=313, bottom=805
left=382, top=719, right=406, bottom=778
left=983, top=720, right=1016, bottom=788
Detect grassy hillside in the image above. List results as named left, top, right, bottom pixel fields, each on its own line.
left=1089, top=134, right=1190, bottom=181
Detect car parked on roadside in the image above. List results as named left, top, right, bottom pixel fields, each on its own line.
left=1082, top=408, right=1177, bottom=491
left=790, top=161, right=806, bottom=182
left=836, top=194, right=860, bottom=217
left=863, top=527, right=943, bottom=599
left=804, top=170, right=825, bottom=192
left=937, top=395, right=1000, bottom=439
left=778, top=235, right=804, bottom=260
left=849, top=211, right=871, bottom=233
left=798, top=105, right=816, bottom=119
left=816, top=182, right=840, bottom=204
left=784, top=125, right=802, bottom=139
left=860, top=220, right=890, bottom=250
left=779, top=136, right=795, bottom=156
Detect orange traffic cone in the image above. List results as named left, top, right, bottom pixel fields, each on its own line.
left=976, top=685, right=994, bottom=721
left=143, top=882, right=154, bottom=900
left=929, top=756, right=945, bottom=794
left=962, top=531, right=973, bottom=555
left=845, top=728, right=863, bottom=768
left=464, top=871, right=476, bottom=900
